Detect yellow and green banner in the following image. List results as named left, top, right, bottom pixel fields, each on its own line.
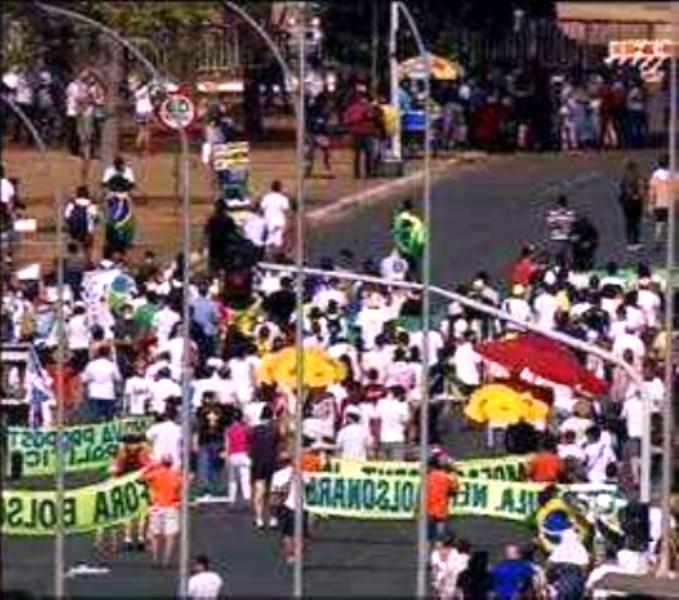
left=328, top=454, right=532, bottom=482
left=6, top=417, right=152, bottom=478
left=1, top=471, right=150, bottom=536
left=304, top=471, right=627, bottom=524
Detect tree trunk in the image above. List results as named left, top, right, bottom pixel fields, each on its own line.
left=100, top=37, right=124, bottom=168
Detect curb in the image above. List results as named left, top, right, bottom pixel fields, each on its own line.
left=307, top=152, right=488, bottom=223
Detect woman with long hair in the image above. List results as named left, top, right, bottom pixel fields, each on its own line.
left=618, top=160, right=645, bottom=249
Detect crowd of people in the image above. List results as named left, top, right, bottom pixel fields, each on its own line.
left=2, top=137, right=678, bottom=596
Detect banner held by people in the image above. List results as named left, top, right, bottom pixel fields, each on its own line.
left=1, top=471, right=149, bottom=536
left=6, top=417, right=152, bottom=478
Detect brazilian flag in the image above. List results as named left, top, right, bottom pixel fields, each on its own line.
left=106, top=194, right=135, bottom=249
left=392, top=211, right=425, bottom=259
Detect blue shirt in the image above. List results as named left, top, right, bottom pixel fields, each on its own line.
left=191, top=296, right=219, bottom=337
left=491, top=559, right=535, bottom=600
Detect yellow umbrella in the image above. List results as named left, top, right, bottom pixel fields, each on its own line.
left=257, top=347, right=346, bottom=390
left=399, top=53, right=463, bottom=80
left=465, top=384, right=550, bottom=427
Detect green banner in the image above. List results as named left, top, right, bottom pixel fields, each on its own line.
left=6, top=417, right=152, bottom=478
left=328, top=454, right=531, bottom=482
left=1, top=471, right=150, bottom=536
left=304, top=472, right=626, bottom=524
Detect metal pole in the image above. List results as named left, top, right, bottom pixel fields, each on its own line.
left=395, top=3, right=431, bottom=595
left=33, top=3, right=191, bottom=593
left=371, top=0, right=379, bottom=94
left=659, top=0, right=678, bottom=576
left=293, top=5, right=307, bottom=596
left=389, top=1, right=402, bottom=160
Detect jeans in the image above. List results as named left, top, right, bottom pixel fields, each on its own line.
left=91, top=398, right=117, bottom=422
left=197, top=441, right=223, bottom=494
left=352, top=135, right=374, bottom=179
left=227, top=452, right=252, bottom=502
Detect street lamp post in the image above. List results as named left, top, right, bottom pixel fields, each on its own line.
left=659, top=0, right=678, bottom=578
left=218, top=2, right=305, bottom=595
left=32, top=3, right=191, bottom=596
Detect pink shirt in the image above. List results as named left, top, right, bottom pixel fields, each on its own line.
left=225, top=422, right=250, bottom=456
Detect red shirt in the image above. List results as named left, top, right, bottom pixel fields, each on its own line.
left=529, top=452, right=564, bottom=483
left=427, top=469, right=459, bottom=520
left=509, top=257, right=537, bottom=287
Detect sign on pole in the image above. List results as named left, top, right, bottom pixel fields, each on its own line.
left=158, top=92, right=196, bottom=130
left=212, top=142, right=250, bottom=171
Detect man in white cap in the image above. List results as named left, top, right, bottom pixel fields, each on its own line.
left=336, top=405, right=373, bottom=460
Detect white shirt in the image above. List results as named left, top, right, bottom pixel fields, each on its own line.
left=271, top=465, right=298, bottom=510
left=1, top=177, right=15, bottom=206
left=452, top=342, right=481, bottom=386
left=82, top=357, right=121, bottom=400
left=228, top=356, right=259, bottom=404
left=612, top=332, right=645, bottom=365
left=153, top=307, right=180, bottom=347
left=150, top=377, right=181, bottom=415
left=243, top=212, right=267, bottom=247
left=66, top=313, right=90, bottom=350
left=102, top=165, right=136, bottom=187
left=134, top=85, right=153, bottom=116
left=66, top=80, right=85, bottom=117
left=260, top=191, right=290, bottom=228
left=380, top=254, right=409, bottom=282
left=192, top=376, right=237, bottom=408
left=557, top=442, right=585, bottom=462
left=187, top=571, right=223, bottom=600
left=336, top=422, right=372, bottom=460
left=375, top=397, right=409, bottom=443
left=584, top=439, right=616, bottom=483
left=502, top=297, right=532, bottom=327
left=533, top=292, right=559, bottom=330
left=637, top=289, right=661, bottom=328
left=621, top=394, right=644, bottom=439
left=356, top=306, right=391, bottom=351
left=124, top=376, right=153, bottom=415
left=146, top=419, right=182, bottom=467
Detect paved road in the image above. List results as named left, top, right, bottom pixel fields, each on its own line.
left=2, top=149, right=665, bottom=598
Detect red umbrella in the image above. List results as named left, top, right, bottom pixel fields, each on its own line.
left=476, top=334, right=608, bottom=396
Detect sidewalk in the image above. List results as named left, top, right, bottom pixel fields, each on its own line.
left=5, top=143, right=487, bottom=268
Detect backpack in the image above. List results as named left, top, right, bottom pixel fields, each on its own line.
left=67, top=203, right=89, bottom=240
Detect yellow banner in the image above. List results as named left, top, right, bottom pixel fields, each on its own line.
left=1, top=471, right=149, bottom=536
left=304, top=472, right=626, bottom=524
left=328, top=454, right=531, bottom=481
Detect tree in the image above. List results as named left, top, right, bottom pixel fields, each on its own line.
left=8, top=1, right=215, bottom=162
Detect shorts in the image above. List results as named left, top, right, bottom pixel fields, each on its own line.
left=251, top=462, right=275, bottom=483
left=654, top=208, right=669, bottom=223
left=266, top=225, right=285, bottom=249
left=277, top=506, right=308, bottom=538
left=149, top=507, right=179, bottom=537
left=427, top=517, right=449, bottom=543
left=624, top=437, right=642, bottom=459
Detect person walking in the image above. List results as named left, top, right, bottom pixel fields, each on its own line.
left=426, top=456, right=460, bottom=546
left=545, top=194, right=575, bottom=266
left=142, top=455, right=182, bottom=568
left=64, top=186, right=98, bottom=263
left=81, top=344, right=121, bottom=422
left=648, top=154, right=673, bottom=245
left=250, top=405, right=280, bottom=529
left=618, top=160, right=645, bottom=250
left=343, top=88, right=376, bottom=179
left=224, top=408, right=252, bottom=505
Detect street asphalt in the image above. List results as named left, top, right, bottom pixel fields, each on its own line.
left=2, top=148, right=666, bottom=598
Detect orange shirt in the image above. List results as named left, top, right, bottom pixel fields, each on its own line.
left=143, top=464, right=182, bottom=508
left=529, top=452, right=564, bottom=483
left=427, top=469, right=458, bottom=520
left=301, top=452, right=323, bottom=473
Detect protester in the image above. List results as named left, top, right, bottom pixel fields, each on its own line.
left=143, top=455, right=182, bottom=568
left=187, top=554, right=224, bottom=600
left=426, top=456, right=459, bottom=545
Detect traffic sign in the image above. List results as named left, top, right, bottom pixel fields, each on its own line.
left=158, top=92, right=196, bottom=130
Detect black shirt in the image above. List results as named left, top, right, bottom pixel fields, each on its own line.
left=250, top=423, right=278, bottom=468
left=196, top=404, right=228, bottom=446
